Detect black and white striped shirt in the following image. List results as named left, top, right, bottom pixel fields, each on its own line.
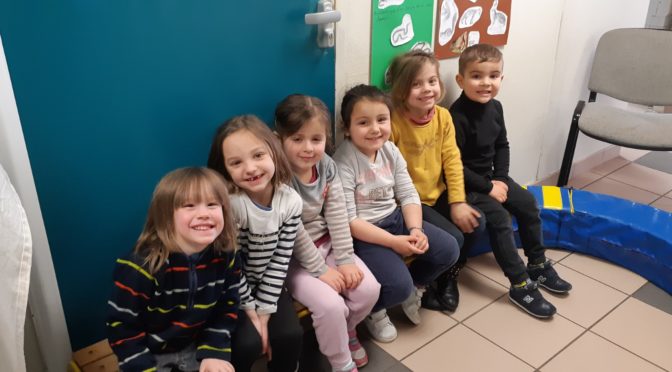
left=230, top=184, right=302, bottom=314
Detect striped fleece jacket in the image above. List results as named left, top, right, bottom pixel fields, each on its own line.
left=106, top=247, right=240, bottom=371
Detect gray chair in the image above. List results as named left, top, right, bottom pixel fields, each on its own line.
left=557, top=28, right=672, bottom=186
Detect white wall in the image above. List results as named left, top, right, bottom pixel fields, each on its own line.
left=335, top=0, right=649, bottom=184
left=0, top=35, right=71, bottom=371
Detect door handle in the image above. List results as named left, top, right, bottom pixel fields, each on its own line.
left=305, top=0, right=341, bottom=48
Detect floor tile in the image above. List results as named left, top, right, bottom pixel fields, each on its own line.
left=583, top=177, right=659, bottom=205
left=650, top=196, right=672, bottom=213
left=590, top=156, right=630, bottom=176
left=466, top=252, right=509, bottom=287
left=361, top=338, right=409, bottom=372
left=384, top=362, right=413, bottom=372
left=632, top=282, right=672, bottom=316
left=607, top=163, right=672, bottom=195
left=593, top=298, right=672, bottom=371
left=667, top=190, right=672, bottom=198
left=634, top=151, right=672, bottom=175
left=546, top=264, right=627, bottom=328
left=560, top=253, right=647, bottom=294
left=372, top=307, right=457, bottom=360
left=403, top=324, right=533, bottom=372
left=447, top=267, right=507, bottom=321
left=541, top=331, right=665, bottom=372
left=464, top=296, right=584, bottom=368
left=620, top=148, right=649, bottom=162
left=567, top=171, right=602, bottom=189
left=544, top=248, right=572, bottom=263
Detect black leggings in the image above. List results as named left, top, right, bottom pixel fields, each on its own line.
left=231, top=289, right=303, bottom=372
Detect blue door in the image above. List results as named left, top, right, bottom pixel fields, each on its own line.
left=0, top=1, right=334, bottom=349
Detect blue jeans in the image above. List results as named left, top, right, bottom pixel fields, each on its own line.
left=353, top=208, right=459, bottom=312
left=154, top=344, right=199, bottom=372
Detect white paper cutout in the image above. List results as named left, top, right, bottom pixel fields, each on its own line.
left=378, top=0, right=405, bottom=9
left=411, top=41, right=433, bottom=53
left=391, top=14, right=414, bottom=47
left=438, top=0, right=459, bottom=46
left=487, top=0, right=508, bottom=35
left=459, top=6, right=482, bottom=29
left=468, top=31, right=480, bottom=46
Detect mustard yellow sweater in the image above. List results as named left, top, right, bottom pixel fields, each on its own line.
left=390, top=105, right=466, bottom=206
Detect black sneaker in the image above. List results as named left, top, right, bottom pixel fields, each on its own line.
left=528, top=261, right=573, bottom=294
left=509, top=280, right=556, bottom=318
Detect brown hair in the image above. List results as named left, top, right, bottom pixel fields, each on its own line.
left=274, top=94, right=333, bottom=153
left=458, top=44, right=503, bottom=75
left=134, top=167, right=237, bottom=274
left=388, top=50, right=445, bottom=111
left=207, top=114, right=292, bottom=194
left=340, top=84, right=393, bottom=133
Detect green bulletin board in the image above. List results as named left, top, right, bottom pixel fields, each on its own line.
left=370, top=0, right=435, bottom=89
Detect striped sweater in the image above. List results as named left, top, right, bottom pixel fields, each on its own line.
left=291, top=155, right=355, bottom=276
left=106, top=247, right=240, bottom=371
left=230, top=184, right=302, bottom=314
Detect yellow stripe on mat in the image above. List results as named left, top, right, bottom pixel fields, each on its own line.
left=542, top=186, right=563, bottom=210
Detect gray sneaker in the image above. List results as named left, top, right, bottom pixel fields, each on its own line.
left=401, top=287, right=425, bottom=325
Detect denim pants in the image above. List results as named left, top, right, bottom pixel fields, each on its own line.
left=353, top=208, right=459, bottom=312
left=154, top=344, right=199, bottom=372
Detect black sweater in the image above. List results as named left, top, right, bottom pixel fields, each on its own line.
left=450, top=92, right=511, bottom=194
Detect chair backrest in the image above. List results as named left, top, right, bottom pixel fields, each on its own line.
left=588, top=28, right=672, bottom=106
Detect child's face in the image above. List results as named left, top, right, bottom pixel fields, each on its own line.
left=406, top=61, right=442, bottom=117
left=222, top=129, right=276, bottom=206
left=346, top=99, right=391, bottom=161
left=173, top=198, right=224, bottom=255
left=281, top=117, right=327, bottom=181
left=456, top=60, right=503, bottom=104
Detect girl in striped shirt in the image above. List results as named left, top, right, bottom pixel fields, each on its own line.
left=208, top=115, right=303, bottom=372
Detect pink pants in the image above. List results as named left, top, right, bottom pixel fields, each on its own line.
left=287, top=239, right=380, bottom=370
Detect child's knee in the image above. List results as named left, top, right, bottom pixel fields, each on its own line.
left=380, top=275, right=414, bottom=306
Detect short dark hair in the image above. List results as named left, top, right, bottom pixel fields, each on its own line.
left=458, top=44, right=503, bottom=75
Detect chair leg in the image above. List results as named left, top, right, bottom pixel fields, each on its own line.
left=557, top=101, right=586, bottom=187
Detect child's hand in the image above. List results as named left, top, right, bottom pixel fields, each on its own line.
left=200, top=358, right=235, bottom=372
left=390, top=235, right=425, bottom=257
left=450, top=202, right=481, bottom=233
left=319, top=267, right=346, bottom=293
left=258, top=313, right=271, bottom=360
left=337, top=263, right=364, bottom=289
left=489, top=180, right=509, bottom=203
left=409, top=228, right=429, bottom=253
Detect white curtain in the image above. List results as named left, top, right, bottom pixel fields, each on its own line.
left=0, top=164, right=32, bottom=372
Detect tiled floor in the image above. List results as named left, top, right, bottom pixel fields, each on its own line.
left=278, top=149, right=672, bottom=372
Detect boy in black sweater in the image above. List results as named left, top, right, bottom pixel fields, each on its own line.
left=449, top=44, right=572, bottom=318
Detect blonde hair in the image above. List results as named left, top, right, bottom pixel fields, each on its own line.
left=458, top=44, right=503, bottom=75
left=388, top=50, right=445, bottom=111
left=134, top=167, right=237, bottom=274
left=207, top=114, right=293, bottom=194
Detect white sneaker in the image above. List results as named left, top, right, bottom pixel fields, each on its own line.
left=364, top=309, right=397, bottom=343
left=401, top=287, right=425, bottom=325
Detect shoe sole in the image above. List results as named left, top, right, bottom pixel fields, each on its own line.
left=508, top=294, right=555, bottom=318
left=538, top=282, right=572, bottom=294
